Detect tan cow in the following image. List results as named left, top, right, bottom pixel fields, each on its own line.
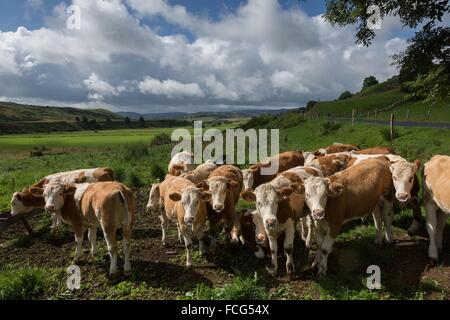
left=11, top=168, right=115, bottom=228
left=41, top=181, right=135, bottom=276
left=308, top=153, right=352, bottom=176
left=241, top=171, right=305, bottom=278
left=179, top=160, right=218, bottom=184
left=198, top=165, right=243, bottom=250
left=303, top=158, right=395, bottom=275
left=423, top=155, right=450, bottom=263
left=355, top=146, right=395, bottom=155
left=161, top=176, right=210, bottom=267
left=242, top=151, right=304, bottom=192
left=314, top=143, right=359, bottom=156
left=168, top=151, right=195, bottom=176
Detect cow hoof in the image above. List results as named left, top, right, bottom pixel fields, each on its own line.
left=265, top=266, right=277, bottom=277
left=186, top=263, right=193, bottom=269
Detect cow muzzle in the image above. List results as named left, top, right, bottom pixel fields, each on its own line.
left=184, top=216, right=194, bottom=225
left=265, top=218, right=277, bottom=229
left=213, top=204, right=224, bottom=212
left=396, top=193, right=410, bottom=203
left=312, top=209, right=325, bottom=220
left=45, top=205, right=56, bottom=213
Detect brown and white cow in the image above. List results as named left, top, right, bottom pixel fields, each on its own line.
left=314, top=143, right=359, bottom=156
left=179, top=160, right=218, bottom=184
left=241, top=172, right=305, bottom=277
left=354, top=146, right=395, bottom=155
left=161, top=176, right=210, bottom=267
left=307, top=153, right=352, bottom=176
left=231, top=209, right=267, bottom=259
left=168, top=151, right=195, bottom=176
left=423, top=155, right=450, bottom=264
left=11, top=168, right=115, bottom=228
left=41, top=181, right=135, bottom=276
left=198, top=165, right=243, bottom=250
left=303, top=157, right=395, bottom=275
left=242, top=151, right=304, bottom=192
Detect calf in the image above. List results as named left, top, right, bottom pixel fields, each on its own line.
left=242, top=151, right=304, bottom=192
left=303, top=158, right=395, bottom=275
left=11, top=168, right=115, bottom=228
left=168, top=151, right=195, bottom=176
left=423, top=155, right=450, bottom=263
left=161, top=176, right=210, bottom=267
left=231, top=209, right=267, bottom=259
left=198, top=165, right=243, bottom=250
left=241, top=172, right=304, bottom=277
left=41, top=181, right=135, bottom=276
left=308, top=153, right=352, bottom=176
left=180, top=160, right=218, bottom=184
left=315, top=143, right=359, bottom=156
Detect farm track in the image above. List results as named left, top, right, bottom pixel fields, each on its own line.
left=0, top=190, right=449, bottom=300
left=334, top=118, right=450, bottom=129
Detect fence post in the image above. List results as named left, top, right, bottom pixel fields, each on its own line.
left=375, top=108, right=378, bottom=119
left=367, top=111, right=370, bottom=118
left=390, top=113, right=395, bottom=141
left=406, top=109, right=410, bottom=120
left=316, top=111, right=320, bottom=120
left=426, top=109, right=431, bottom=120
left=352, top=109, right=355, bottom=126
left=330, top=112, right=333, bottom=125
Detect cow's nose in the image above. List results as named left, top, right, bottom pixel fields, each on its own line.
left=312, top=209, right=324, bottom=219
left=256, top=233, right=265, bottom=243
left=265, top=218, right=277, bottom=228
left=396, top=193, right=409, bottom=202
left=213, top=204, right=224, bottom=212
left=45, top=205, right=55, bottom=212
left=184, top=216, right=194, bottom=225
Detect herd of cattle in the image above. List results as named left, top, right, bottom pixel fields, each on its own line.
left=9, top=144, right=450, bottom=279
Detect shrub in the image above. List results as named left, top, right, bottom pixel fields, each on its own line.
left=150, top=133, right=173, bottom=147
left=150, top=164, right=166, bottom=181
left=117, top=142, right=149, bottom=161
left=124, top=169, right=144, bottom=188
left=0, top=267, right=50, bottom=300
left=338, top=90, right=353, bottom=100
left=380, top=127, right=400, bottom=141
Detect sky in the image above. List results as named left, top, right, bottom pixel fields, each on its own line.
left=0, top=0, right=445, bottom=113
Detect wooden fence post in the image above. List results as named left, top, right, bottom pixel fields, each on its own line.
left=316, top=111, right=320, bottom=120
left=375, top=108, right=378, bottom=119
left=330, top=112, right=334, bottom=125
left=406, top=109, right=410, bottom=120
left=352, top=109, right=355, bottom=126
left=390, top=113, right=395, bottom=141
left=426, top=109, right=431, bottom=120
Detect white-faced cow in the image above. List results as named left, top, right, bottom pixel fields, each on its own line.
left=242, top=151, right=304, bottom=192
left=231, top=209, right=267, bottom=259
left=303, top=157, right=395, bottom=275
left=423, top=155, right=450, bottom=264
left=168, top=151, right=195, bottom=176
left=41, top=181, right=135, bottom=276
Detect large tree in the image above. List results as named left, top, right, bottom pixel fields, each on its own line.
left=323, top=0, right=450, bottom=103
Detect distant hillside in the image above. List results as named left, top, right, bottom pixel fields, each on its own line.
left=0, top=101, right=123, bottom=122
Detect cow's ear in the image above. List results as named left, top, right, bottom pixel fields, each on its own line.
left=196, top=181, right=209, bottom=190
left=65, top=185, right=77, bottom=196
left=227, top=180, right=240, bottom=189
left=260, top=161, right=272, bottom=168
left=14, top=193, right=22, bottom=201
left=249, top=164, right=259, bottom=171
left=277, top=187, right=294, bottom=201
left=327, top=180, right=344, bottom=197
left=413, top=159, right=420, bottom=171
left=241, top=191, right=256, bottom=202
left=172, top=164, right=185, bottom=171
left=200, top=191, right=211, bottom=201
left=30, top=187, right=43, bottom=197
left=169, top=192, right=182, bottom=202
left=290, top=182, right=304, bottom=194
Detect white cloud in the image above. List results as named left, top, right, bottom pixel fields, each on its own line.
left=139, top=76, right=204, bottom=98
left=83, top=73, right=123, bottom=101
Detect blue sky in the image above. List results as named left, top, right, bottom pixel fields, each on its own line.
left=0, top=0, right=435, bottom=113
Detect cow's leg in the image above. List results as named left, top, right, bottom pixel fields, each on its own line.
left=103, top=228, right=118, bottom=276
left=425, top=199, right=439, bottom=263
left=51, top=212, right=62, bottom=229
left=268, top=234, right=278, bottom=275
left=372, top=205, right=384, bottom=246
left=73, top=228, right=84, bottom=263
left=407, top=197, right=422, bottom=236
left=181, top=228, right=193, bottom=268
left=305, top=215, right=314, bottom=249
left=122, top=227, right=132, bottom=275
left=317, top=223, right=334, bottom=276
left=382, top=200, right=394, bottom=244
left=160, top=214, right=169, bottom=246
left=435, top=210, right=448, bottom=256
left=199, top=232, right=207, bottom=256
left=88, top=226, right=97, bottom=255
left=299, top=218, right=307, bottom=241
left=312, top=220, right=324, bottom=268
left=176, top=223, right=183, bottom=244
left=284, top=220, right=295, bottom=278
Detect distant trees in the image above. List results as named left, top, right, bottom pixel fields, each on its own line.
left=305, top=100, right=318, bottom=111
left=104, top=116, right=112, bottom=127
left=362, top=76, right=379, bottom=90
left=139, top=116, right=146, bottom=128
left=124, top=116, right=131, bottom=127
left=338, top=90, right=353, bottom=100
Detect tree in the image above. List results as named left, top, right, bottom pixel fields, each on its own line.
left=139, top=116, right=146, bottom=128
left=81, top=116, right=89, bottom=129
left=306, top=100, right=318, bottom=111
left=323, top=0, right=450, bottom=103
left=75, top=116, right=80, bottom=123
left=338, top=90, right=353, bottom=100
left=124, top=117, right=131, bottom=127
left=105, top=116, right=112, bottom=127
left=362, top=76, right=379, bottom=90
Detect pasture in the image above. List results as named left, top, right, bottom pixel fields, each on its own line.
left=0, top=121, right=449, bottom=300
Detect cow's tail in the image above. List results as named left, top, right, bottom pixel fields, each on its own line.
left=117, top=188, right=135, bottom=229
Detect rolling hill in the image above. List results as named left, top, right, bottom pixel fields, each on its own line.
left=0, top=102, right=123, bottom=122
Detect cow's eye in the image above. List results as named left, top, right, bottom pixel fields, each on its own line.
left=409, top=177, right=413, bottom=183
left=393, top=176, right=397, bottom=180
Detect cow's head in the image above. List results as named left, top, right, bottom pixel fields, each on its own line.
left=170, top=162, right=193, bottom=176
left=198, top=176, right=240, bottom=213
left=241, top=182, right=302, bottom=230
left=146, top=183, right=161, bottom=212
left=168, top=186, right=210, bottom=226
left=304, top=177, right=344, bottom=220
left=389, top=160, right=420, bottom=202
left=43, top=182, right=76, bottom=212
left=242, top=168, right=257, bottom=192
left=10, top=187, right=44, bottom=215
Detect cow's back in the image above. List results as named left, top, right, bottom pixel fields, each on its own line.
left=424, top=155, right=450, bottom=212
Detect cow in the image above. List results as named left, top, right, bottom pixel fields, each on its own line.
left=40, top=181, right=135, bottom=276
left=198, top=165, right=243, bottom=251
left=307, top=153, right=352, bottom=176
left=11, top=168, right=115, bottom=229
left=179, top=160, right=218, bottom=184
left=168, top=151, right=195, bottom=176
left=314, top=143, right=359, bottom=156
left=242, top=151, right=304, bottom=192
left=231, top=209, right=267, bottom=259
left=161, top=176, right=210, bottom=267
left=423, top=155, right=450, bottom=264
left=241, top=171, right=305, bottom=278
left=355, top=146, right=395, bottom=155
left=303, top=157, right=395, bottom=275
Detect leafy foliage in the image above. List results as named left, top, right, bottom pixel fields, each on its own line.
left=339, top=90, right=353, bottom=100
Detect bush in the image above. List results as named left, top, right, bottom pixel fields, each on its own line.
left=150, top=164, right=166, bottom=181
left=124, top=169, right=144, bottom=188
left=117, top=142, right=149, bottom=161
left=320, top=122, right=342, bottom=135
left=186, top=276, right=268, bottom=300
left=338, top=90, right=353, bottom=100
left=380, top=127, right=401, bottom=141
left=0, top=267, right=50, bottom=300
left=150, top=133, right=173, bottom=147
